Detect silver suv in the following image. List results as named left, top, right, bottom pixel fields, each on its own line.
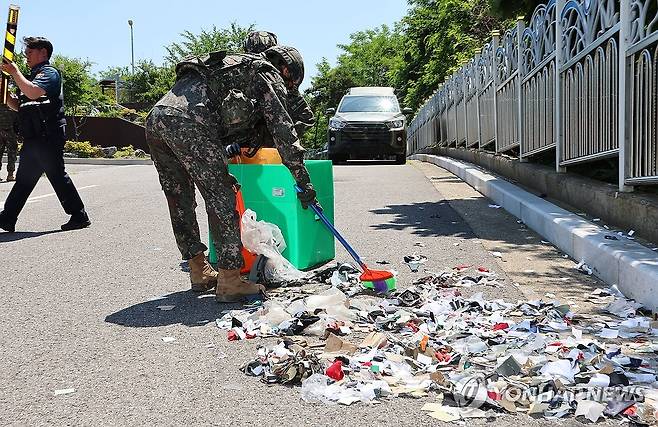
left=326, top=87, right=411, bottom=164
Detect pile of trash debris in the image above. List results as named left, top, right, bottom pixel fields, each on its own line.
left=216, top=265, right=658, bottom=424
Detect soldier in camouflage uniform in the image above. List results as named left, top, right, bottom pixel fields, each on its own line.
left=146, top=47, right=319, bottom=303
left=227, top=33, right=314, bottom=156
left=0, top=104, right=18, bottom=182
left=243, top=31, right=278, bottom=54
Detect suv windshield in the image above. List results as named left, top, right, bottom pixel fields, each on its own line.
left=338, top=96, right=400, bottom=113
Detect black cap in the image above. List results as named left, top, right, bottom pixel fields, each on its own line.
left=23, top=36, right=53, bottom=59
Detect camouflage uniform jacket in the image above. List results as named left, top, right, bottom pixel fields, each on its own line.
left=155, top=52, right=311, bottom=185
left=0, top=103, right=17, bottom=130
left=287, top=88, right=314, bottom=135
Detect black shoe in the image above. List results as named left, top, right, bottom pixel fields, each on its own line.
left=61, top=211, right=91, bottom=231
left=0, top=211, right=16, bottom=232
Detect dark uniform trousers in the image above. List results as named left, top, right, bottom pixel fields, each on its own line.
left=2, top=131, right=84, bottom=221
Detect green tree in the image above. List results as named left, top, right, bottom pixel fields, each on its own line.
left=51, top=55, right=97, bottom=116
left=393, top=0, right=507, bottom=113
left=99, top=60, right=174, bottom=107
left=164, top=22, right=254, bottom=64
left=336, top=24, right=404, bottom=88
left=488, top=0, right=544, bottom=19
left=51, top=55, right=114, bottom=139
left=128, top=61, right=176, bottom=104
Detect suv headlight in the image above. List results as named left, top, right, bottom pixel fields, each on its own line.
left=386, top=119, right=404, bottom=130
left=329, top=117, right=346, bottom=130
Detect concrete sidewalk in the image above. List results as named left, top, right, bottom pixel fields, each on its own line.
left=412, top=154, right=658, bottom=312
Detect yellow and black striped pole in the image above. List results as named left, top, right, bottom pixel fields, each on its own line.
left=1, top=5, right=19, bottom=105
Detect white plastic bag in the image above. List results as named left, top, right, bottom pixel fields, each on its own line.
left=241, top=209, right=306, bottom=283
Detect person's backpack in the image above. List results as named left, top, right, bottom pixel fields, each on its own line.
left=175, top=51, right=280, bottom=136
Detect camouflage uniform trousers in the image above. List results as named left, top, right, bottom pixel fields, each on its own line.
left=145, top=106, right=243, bottom=270
left=0, top=127, right=18, bottom=175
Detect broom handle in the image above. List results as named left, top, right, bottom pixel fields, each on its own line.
left=294, top=185, right=365, bottom=268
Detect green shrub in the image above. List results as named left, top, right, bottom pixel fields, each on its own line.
left=113, top=145, right=136, bottom=158
left=95, top=107, right=148, bottom=125
left=64, top=140, right=104, bottom=158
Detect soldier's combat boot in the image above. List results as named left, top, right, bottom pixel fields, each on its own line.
left=189, top=252, right=218, bottom=292
left=215, top=269, right=265, bottom=303
left=6, top=172, right=14, bottom=182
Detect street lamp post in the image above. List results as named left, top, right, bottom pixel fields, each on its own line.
left=128, top=19, right=134, bottom=103
left=128, top=19, right=134, bottom=75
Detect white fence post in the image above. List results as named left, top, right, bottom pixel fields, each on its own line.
left=554, top=0, right=566, bottom=172
left=492, top=31, right=501, bottom=152
left=453, top=74, right=458, bottom=146
left=462, top=65, right=469, bottom=146
left=618, top=0, right=633, bottom=192
left=475, top=53, right=483, bottom=150
left=516, top=17, right=527, bottom=161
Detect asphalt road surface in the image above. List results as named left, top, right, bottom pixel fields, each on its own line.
left=0, top=161, right=604, bottom=426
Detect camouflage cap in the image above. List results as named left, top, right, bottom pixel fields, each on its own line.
left=243, top=31, right=278, bottom=54
left=264, top=45, right=305, bottom=88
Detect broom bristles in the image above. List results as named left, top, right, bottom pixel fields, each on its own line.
left=362, top=276, right=397, bottom=293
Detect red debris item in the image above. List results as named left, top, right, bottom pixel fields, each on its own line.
left=493, top=323, right=510, bottom=331
left=227, top=330, right=239, bottom=341
left=435, top=351, right=451, bottom=363
left=405, top=321, right=420, bottom=333
left=487, top=391, right=501, bottom=401
left=245, top=333, right=257, bottom=340
left=478, top=267, right=490, bottom=273
left=454, top=264, right=471, bottom=271
left=326, top=360, right=344, bottom=381
left=548, top=342, right=562, bottom=347
left=623, top=405, right=637, bottom=416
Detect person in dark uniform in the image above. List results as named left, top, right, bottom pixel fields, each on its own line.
left=0, top=36, right=90, bottom=233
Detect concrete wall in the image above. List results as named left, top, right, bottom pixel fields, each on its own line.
left=65, top=117, right=148, bottom=153
left=428, top=147, right=658, bottom=244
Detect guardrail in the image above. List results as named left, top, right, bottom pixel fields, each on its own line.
left=408, top=0, right=658, bottom=191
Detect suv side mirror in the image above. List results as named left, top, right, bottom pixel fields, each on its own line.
left=402, top=107, right=413, bottom=115
left=325, top=108, right=336, bottom=116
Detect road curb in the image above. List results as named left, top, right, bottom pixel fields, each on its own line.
left=412, top=154, right=658, bottom=311
left=2, top=155, right=152, bottom=166
left=63, top=158, right=153, bottom=165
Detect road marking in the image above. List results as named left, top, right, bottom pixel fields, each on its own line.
left=0, top=184, right=99, bottom=204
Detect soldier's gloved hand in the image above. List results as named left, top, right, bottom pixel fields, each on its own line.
left=225, top=143, right=241, bottom=158
left=296, top=182, right=320, bottom=210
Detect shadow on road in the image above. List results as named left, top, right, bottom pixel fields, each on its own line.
left=0, top=229, right=63, bottom=242
left=369, top=201, right=476, bottom=238
left=105, top=290, right=244, bottom=328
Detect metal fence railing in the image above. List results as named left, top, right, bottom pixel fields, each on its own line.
left=408, top=0, right=658, bottom=191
